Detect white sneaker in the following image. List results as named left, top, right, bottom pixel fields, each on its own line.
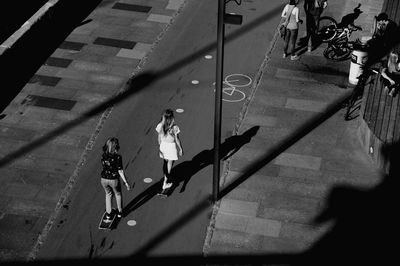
left=291, top=55, right=300, bottom=60
left=162, top=182, right=172, bottom=189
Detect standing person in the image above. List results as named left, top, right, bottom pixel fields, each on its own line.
left=282, top=0, right=303, bottom=60
left=304, top=0, right=328, bottom=52
left=156, top=109, right=183, bottom=193
left=381, top=51, right=400, bottom=97
left=100, top=137, right=130, bottom=221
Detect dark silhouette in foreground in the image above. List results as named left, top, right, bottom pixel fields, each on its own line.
left=296, top=142, right=399, bottom=265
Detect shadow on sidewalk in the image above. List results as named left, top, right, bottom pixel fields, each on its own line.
left=169, top=125, right=260, bottom=195
left=295, top=141, right=399, bottom=265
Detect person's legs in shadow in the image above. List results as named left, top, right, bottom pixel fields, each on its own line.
left=289, top=28, right=299, bottom=60
left=309, top=13, right=322, bottom=51
left=283, top=28, right=292, bottom=58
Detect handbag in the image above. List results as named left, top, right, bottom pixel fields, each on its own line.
left=280, top=5, right=295, bottom=39
left=279, top=24, right=287, bottom=38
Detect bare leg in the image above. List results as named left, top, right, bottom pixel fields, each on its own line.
left=162, top=160, right=173, bottom=189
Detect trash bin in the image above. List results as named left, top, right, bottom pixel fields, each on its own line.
left=349, top=50, right=368, bottom=85
left=348, top=37, right=370, bottom=85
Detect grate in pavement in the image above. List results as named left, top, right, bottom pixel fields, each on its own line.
left=93, top=37, right=136, bottom=49
left=21, top=95, right=76, bottom=111
left=28, top=74, right=61, bottom=87
left=45, top=57, right=73, bottom=68
left=59, top=41, right=86, bottom=51
left=112, top=3, right=152, bottom=13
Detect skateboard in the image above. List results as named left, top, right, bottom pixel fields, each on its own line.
left=157, top=186, right=173, bottom=197
left=99, top=209, right=117, bottom=230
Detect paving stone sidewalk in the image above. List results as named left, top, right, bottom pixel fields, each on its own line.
left=0, top=0, right=187, bottom=261
left=204, top=0, right=385, bottom=259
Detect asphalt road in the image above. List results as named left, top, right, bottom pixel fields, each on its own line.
left=37, top=0, right=283, bottom=259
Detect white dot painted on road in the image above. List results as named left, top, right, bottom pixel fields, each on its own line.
left=205, top=55, right=213, bottom=59
left=143, top=178, right=152, bottom=183
left=176, top=108, right=184, bottom=113
left=191, top=80, right=199, bottom=85
left=127, top=220, right=137, bottom=226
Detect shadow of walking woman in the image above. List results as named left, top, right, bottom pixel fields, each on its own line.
left=123, top=126, right=260, bottom=214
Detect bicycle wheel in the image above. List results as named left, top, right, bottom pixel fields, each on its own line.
left=225, top=74, right=252, bottom=87
left=323, top=45, right=351, bottom=61
left=222, top=87, right=246, bottom=102
left=318, top=16, right=337, bottom=42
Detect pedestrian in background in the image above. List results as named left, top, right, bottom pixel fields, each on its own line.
left=381, top=51, right=400, bottom=97
left=281, top=0, right=303, bottom=60
left=156, top=109, right=183, bottom=192
left=303, top=0, right=328, bottom=52
left=101, top=137, right=130, bottom=221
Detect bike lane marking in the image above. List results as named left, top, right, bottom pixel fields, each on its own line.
left=212, top=73, right=252, bottom=103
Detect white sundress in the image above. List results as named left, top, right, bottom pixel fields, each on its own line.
left=156, top=122, right=180, bottom=160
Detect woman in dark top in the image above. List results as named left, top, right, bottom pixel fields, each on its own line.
left=381, top=51, right=400, bottom=97
left=101, top=137, right=130, bottom=220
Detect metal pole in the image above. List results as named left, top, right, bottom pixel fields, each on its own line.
left=213, top=0, right=225, bottom=202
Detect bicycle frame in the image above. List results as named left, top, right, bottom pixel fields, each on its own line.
left=329, top=28, right=351, bottom=46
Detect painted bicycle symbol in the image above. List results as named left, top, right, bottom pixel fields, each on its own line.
left=213, top=74, right=252, bottom=102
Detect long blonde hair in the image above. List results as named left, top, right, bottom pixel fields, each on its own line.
left=388, top=51, right=399, bottom=72
left=161, top=109, right=175, bottom=135
left=102, top=137, right=120, bottom=154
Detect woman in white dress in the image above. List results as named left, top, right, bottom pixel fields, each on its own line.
left=156, top=109, right=183, bottom=190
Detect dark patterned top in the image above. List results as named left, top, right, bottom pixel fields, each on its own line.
left=101, top=152, right=123, bottom=180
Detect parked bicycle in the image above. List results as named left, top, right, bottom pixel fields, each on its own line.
left=317, top=17, right=363, bottom=61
